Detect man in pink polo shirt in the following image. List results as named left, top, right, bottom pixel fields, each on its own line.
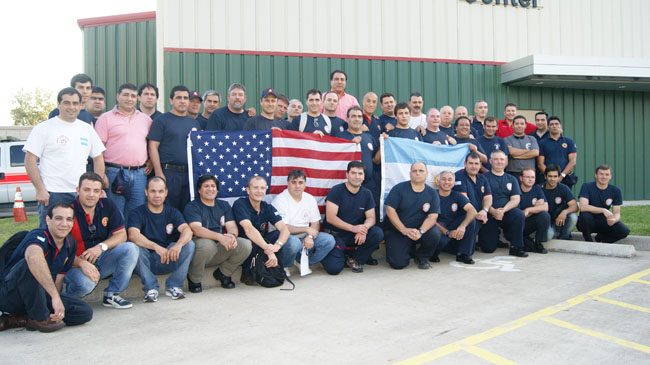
left=95, top=83, right=153, bottom=221
left=326, top=70, right=359, bottom=120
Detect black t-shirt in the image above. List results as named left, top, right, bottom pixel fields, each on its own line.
left=543, top=183, right=575, bottom=220
left=338, top=131, right=377, bottom=179
left=183, top=198, right=234, bottom=233
left=422, top=129, right=449, bottom=144
left=232, top=197, right=282, bottom=239
left=578, top=182, right=623, bottom=218
left=387, top=127, right=422, bottom=141
left=128, top=204, right=186, bottom=248
left=483, top=171, right=521, bottom=208
left=519, top=184, right=546, bottom=210
left=244, top=115, right=288, bottom=131
left=206, top=106, right=251, bottom=131
left=147, top=112, right=201, bottom=165
left=288, top=114, right=333, bottom=135
left=197, top=113, right=209, bottom=130
left=324, top=183, right=375, bottom=231
left=438, top=190, right=471, bottom=228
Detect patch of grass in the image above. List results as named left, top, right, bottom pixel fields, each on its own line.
left=0, top=215, right=38, bottom=245
left=620, top=206, right=650, bottom=236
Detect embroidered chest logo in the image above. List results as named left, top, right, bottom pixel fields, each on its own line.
left=422, top=203, right=431, bottom=213
left=166, top=224, right=174, bottom=234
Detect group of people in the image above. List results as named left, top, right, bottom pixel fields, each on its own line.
left=0, top=71, right=630, bottom=333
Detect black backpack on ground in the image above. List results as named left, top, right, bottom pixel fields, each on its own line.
left=250, top=251, right=295, bottom=290
left=0, top=230, right=29, bottom=271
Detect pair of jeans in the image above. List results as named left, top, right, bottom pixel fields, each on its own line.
left=134, top=241, right=196, bottom=291
left=64, top=242, right=139, bottom=298
left=547, top=213, right=578, bottom=240
left=38, top=192, right=76, bottom=228
left=295, top=232, right=336, bottom=265
left=105, top=166, right=147, bottom=223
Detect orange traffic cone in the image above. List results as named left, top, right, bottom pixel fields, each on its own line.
left=13, top=187, right=28, bottom=223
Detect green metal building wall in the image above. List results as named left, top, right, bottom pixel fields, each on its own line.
left=82, top=20, right=157, bottom=108
left=79, top=17, right=650, bottom=201
left=164, top=51, right=650, bottom=200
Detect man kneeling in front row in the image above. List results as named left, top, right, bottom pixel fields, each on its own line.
left=432, top=171, right=477, bottom=264
left=184, top=174, right=252, bottom=291
left=0, top=203, right=92, bottom=332
left=128, top=177, right=196, bottom=302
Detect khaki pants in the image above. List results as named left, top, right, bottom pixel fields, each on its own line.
left=188, top=237, right=252, bottom=282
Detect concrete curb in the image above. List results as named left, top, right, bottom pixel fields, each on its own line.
left=570, top=232, right=650, bottom=251
left=546, top=239, right=636, bottom=258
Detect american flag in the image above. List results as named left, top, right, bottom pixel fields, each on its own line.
left=187, top=129, right=361, bottom=212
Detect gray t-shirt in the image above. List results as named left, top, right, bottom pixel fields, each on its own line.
left=504, top=134, right=538, bottom=173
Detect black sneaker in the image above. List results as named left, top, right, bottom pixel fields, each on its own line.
left=509, top=247, right=529, bottom=258
left=213, top=268, right=235, bottom=289
left=429, top=255, right=440, bottom=263
left=187, top=276, right=202, bottom=293
left=346, top=257, right=363, bottom=273
left=456, top=254, right=475, bottom=264
left=523, top=236, right=536, bottom=252
left=366, top=256, right=379, bottom=266
left=535, top=243, right=548, bottom=254
left=416, top=258, right=431, bottom=270
left=497, top=240, right=509, bottom=248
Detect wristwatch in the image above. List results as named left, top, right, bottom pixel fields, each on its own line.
left=561, top=173, right=567, bottom=178
left=99, top=243, right=108, bottom=252
left=419, top=229, right=425, bottom=235
left=276, top=240, right=284, bottom=247
left=307, top=234, right=314, bottom=240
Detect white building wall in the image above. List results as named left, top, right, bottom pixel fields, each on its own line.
left=158, top=0, right=650, bottom=62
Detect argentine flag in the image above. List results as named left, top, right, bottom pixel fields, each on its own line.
left=380, top=137, right=469, bottom=219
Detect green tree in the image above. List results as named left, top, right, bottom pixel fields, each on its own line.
left=10, top=88, right=56, bottom=126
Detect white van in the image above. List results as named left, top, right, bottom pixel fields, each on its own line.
left=0, top=139, right=35, bottom=207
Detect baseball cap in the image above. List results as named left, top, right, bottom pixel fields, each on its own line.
left=189, top=91, right=202, bottom=101
left=260, top=88, right=278, bottom=99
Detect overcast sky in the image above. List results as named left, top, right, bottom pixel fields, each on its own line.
left=0, top=0, right=156, bottom=126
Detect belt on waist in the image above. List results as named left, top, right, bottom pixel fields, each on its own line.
left=162, top=163, right=188, bottom=172
left=106, top=162, right=146, bottom=170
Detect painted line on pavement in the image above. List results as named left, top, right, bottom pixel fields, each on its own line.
left=397, top=267, right=650, bottom=364
left=464, top=346, right=517, bottom=365
left=594, top=296, right=650, bottom=314
left=542, top=317, right=650, bottom=354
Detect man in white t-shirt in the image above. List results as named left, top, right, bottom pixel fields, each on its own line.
left=408, top=92, right=427, bottom=131
left=24, top=87, right=106, bottom=228
left=271, top=169, right=335, bottom=270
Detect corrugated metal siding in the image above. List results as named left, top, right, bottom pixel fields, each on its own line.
left=160, top=0, right=650, bottom=63
left=164, top=51, right=650, bottom=199
left=83, top=20, right=157, bottom=107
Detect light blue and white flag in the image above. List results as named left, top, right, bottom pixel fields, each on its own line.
left=380, top=137, right=469, bottom=219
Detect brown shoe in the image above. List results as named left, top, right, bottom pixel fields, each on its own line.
left=240, top=273, right=258, bottom=286
left=26, top=318, right=66, bottom=333
left=0, top=314, right=27, bottom=331
left=346, top=257, right=363, bottom=273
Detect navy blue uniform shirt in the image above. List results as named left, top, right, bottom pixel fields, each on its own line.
left=387, top=127, right=422, bottom=141
left=378, top=114, right=396, bottom=132
left=70, top=198, right=124, bottom=255
left=147, top=112, right=201, bottom=165
left=483, top=171, right=521, bottom=208
left=439, top=125, right=454, bottom=136
left=519, top=184, right=546, bottom=210
left=477, top=135, right=509, bottom=170
left=330, top=116, right=348, bottom=137
left=471, top=117, right=485, bottom=137
left=539, top=135, right=577, bottom=171
left=232, top=197, right=282, bottom=239
left=324, top=183, right=375, bottom=231
left=128, top=204, right=186, bottom=248
left=184, top=198, right=234, bottom=233
left=206, top=106, right=251, bottom=131
left=453, top=169, right=492, bottom=212
left=422, top=129, right=449, bottom=145
left=529, top=130, right=549, bottom=142
left=338, top=131, right=377, bottom=179
left=197, top=113, right=209, bottom=130
left=438, top=190, right=471, bottom=228
left=363, top=114, right=382, bottom=142
left=244, top=115, right=288, bottom=131
left=384, top=181, right=440, bottom=231
left=578, top=182, right=623, bottom=218
left=455, top=137, right=486, bottom=155
left=287, top=114, right=333, bottom=135
left=543, top=183, right=575, bottom=221
left=1, top=229, right=76, bottom=282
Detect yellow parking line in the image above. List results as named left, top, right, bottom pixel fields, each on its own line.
left=464, top=346, right=517, bottom=365
left=397, top=267, right=650, bottom=364
left=633, top=279, right=650, bottom=285
left=594, top=296, right=650, bottom=314
left=542, top=317, right=650, bottom=354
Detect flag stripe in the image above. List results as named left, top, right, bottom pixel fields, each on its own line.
left=271, top=166, right=348, bottom=180
left=273, top=147, right=359, bottom=161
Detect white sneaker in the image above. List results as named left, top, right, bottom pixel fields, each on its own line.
left=165, top=287, right=186, bottom=300
left=284, top=267, right=291, bottom=277
left=143, top=289, right=158, bottom=303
